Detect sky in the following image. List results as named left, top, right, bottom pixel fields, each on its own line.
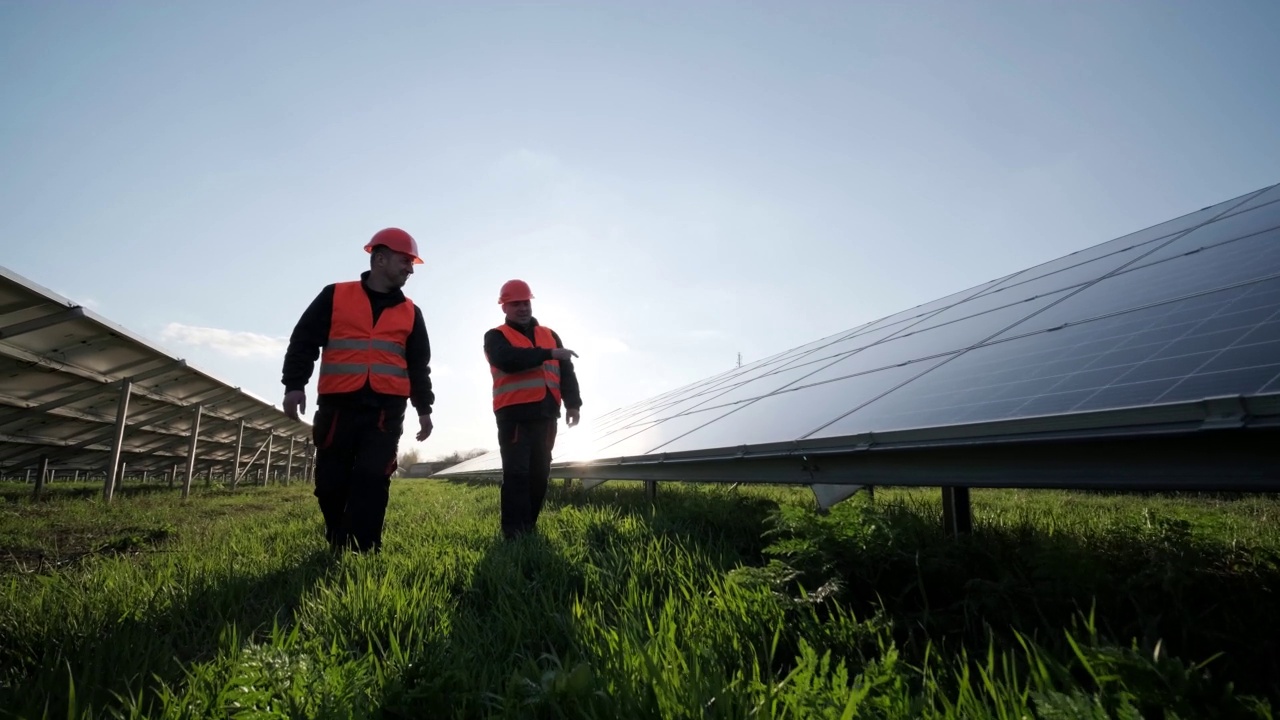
left=2, top=1, right=1279, bottom=462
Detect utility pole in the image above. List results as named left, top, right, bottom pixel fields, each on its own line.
left=736, top=352, right=742, bottom=368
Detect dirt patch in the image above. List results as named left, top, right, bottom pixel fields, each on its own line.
left=0, top=524, right=176, bottom=575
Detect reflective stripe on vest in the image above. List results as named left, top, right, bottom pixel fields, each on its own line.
left=317, top=281, right=415, bottom=397
left=488, top=323, right=562, bottom=412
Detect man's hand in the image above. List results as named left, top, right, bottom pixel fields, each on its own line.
left=283, top=390, right=306, bottom=420
left=551, top=348, right=579, bottom=361
left=566, top=408, right=580, bottom=427
left=416, top=414, right=433, bottom=441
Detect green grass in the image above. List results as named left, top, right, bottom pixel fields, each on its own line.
left=1, top=479, right=1277, bottom=718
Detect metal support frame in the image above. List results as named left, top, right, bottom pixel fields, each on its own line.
left=0, top=359, right=186, bottom=436
left=232, top=420, right=245, bottom=489
left=33, top=456, right=48, bottom=499
left=810, top=483, right=866, bottom=512
left=3, top=385, right=241, bottom=469
left=262, top=433, right=273, bottom=486
left=439, top=426, right=1280, bottom=535
left=286, top=436, right=295, bottom=485
left=234, top=435, right=272, bottom=485
left=103, top=379, right=132, bottom=503
left=181, top=405, right=202, bottom=499
left=942, top=486, right=972, bottom=536
left=0, top=307, right=84, bottom=339
left=551, top=429, right=1280, bottom=492
left=88, top=386, right=244, bottom=456
left=0, top=385, right=113, bottom=432
left=644, top=479, right=658, bottom=502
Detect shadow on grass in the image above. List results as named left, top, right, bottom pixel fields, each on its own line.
left=418, top=478, right=1280, bottom=712
left=759, top=496, right=1280, bottom=710
left=380, top=531, right=590, bottom=718
left=0, top=548, right=336, bottom=719
left=443, top=476, right=783, bottom=560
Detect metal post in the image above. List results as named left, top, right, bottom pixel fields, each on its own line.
left=286, top=437, right=295, bottom=485
left=169, top=464, right=177, bottom=488
left=73, top=469, right=79, bottom=483
left=32, top=457, right=49, bottom=499
left=116, top=461, right=127, bottom=493
left=262, top=433, right=273, bottom=486
left=645, top=479, right=658, bottom=502
left=232, top=420, right=245, bottom=490
left=103, top=379, right=133, bottom=503
left=182, top=405, right=203, bottom=499
left=942, top=486, right=972, bottom=537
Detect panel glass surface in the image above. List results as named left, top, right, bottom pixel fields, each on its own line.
left=434, top=184, right=1280, bottom=476
left=589, top=279, right=1019, bottom=443
left=1133, top=201, right=1280, bottom=267
left=810, top=276, right=1280, bottom=439
left=996, top=229, right=1280, bottom=337
left=432, top=451, right=503, bottom=475
left=960, top=190, right=1257, bottom=303
left=952, top=243, right=1154, bottom=318
left=600, top=323, right=916, bottom=432
left=838, top=276, right=1012, bottom=339
left=553, top=403, right=750, bottom=462
left=596, top=290, right=1071, bottom=438
left=1220, top=184, right=1280, bottom=218
left=592, top=354, right=827, bottom=434
left=648, top=357, right=954, bottom=454
left=784, top=289, right=1074, bottom=392
left=588, top=367, right=747, bottom=433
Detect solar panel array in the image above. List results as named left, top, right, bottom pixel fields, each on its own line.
left=438, top=182, right=1280, bottom=479
left=0, top=265, right=311, bottom=482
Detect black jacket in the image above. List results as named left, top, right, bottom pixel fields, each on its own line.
left=281, top=271, right=434, bottom=415
left=484, top=317, right=582, bottom=422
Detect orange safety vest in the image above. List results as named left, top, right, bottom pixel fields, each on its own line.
left=488, top=324, right=562, bottom=412
left=317, top=281, right=415, bottom=397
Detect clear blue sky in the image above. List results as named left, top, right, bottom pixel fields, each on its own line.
left=3, top=1, right=1278, bottom=460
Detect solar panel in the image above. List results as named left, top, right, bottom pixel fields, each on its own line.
left=0, top=265, right=312, bottom=494
left=437, top=183, right=1280, bottom=490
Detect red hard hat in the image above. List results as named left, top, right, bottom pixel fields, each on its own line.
left=499, top=279, right=534, bottom=304
left=364, top=227, right=423, bottom=264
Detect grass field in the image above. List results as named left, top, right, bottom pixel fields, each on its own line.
left=1, top=479, right=1278, bottom=719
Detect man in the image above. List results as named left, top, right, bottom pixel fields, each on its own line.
left=483, top=279, right=582, bottom=539
left=281, top=227, right=434, bottom=554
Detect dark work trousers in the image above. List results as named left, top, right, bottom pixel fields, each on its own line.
left=312, top=404, right=403, bottom=553
left=497, top=416, right=558, bottom=539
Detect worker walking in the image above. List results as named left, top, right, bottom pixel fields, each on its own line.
left=484, top=279, right=582, bottom=539
left=281, top=228, right=435, bottom=554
